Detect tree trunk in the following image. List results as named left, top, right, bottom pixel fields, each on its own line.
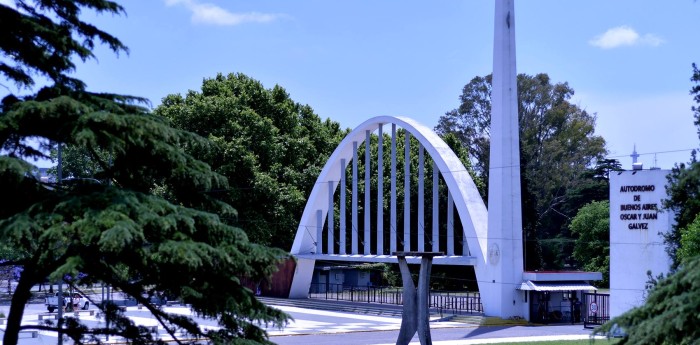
left=2, top=273, right=35, bottom=345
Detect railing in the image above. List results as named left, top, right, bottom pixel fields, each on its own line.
left=430, top=291, right=483, bottom=315
left=583, top=292, right=610, bottom=329
left=531, top=303, right=579, bottom=324
left=309, top=283, right=482, bottom=315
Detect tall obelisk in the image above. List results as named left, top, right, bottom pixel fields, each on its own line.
left=484, top=0, right=526, bottom=318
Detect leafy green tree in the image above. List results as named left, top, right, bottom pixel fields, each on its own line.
left=436, top=73, right=607, bottom=270
left=664, top=155, right=700, bottom=268
left=595, top=255, right=700, bottom=344
left=1, top=1, right=286, bottom=344
left=48, top=145, right=111, bottom=182
left=569, top=201, right=610, bottom=287
left=677, top=208, right=700, bottom=265
left=562, top=159, right=621, bottom=216
left=155, top=73, right=347, bottom=249
left=664, top=64, right=700, bottom=268
left=547, top=159, right=621, bottom=268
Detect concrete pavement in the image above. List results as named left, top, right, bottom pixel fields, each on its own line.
left=0, top=298, right=606, bottom=344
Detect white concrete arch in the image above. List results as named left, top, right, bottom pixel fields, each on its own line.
left=289, top=115, right=489, bottom=298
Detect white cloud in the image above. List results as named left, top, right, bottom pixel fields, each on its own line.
left=165, top=0, right=284, bottom=26
left=589, top=26, right=664, bottom=49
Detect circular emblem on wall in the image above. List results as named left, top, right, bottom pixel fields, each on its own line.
left=488, top=243, right=500, bottom=265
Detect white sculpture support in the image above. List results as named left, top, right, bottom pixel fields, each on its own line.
left=485, top=0, right=527, bottom=319
left=432, top=162, right=439, bottom=252
left=377, top=124, right=384, bottom=255
left=391, top=124, right=398, bottom=253
left=418, top=144, right=425, bottom=252
left=352, top=141, right=358, bottom=255
left=403, top=132, right=411, bottom=252
left=328, top=180, right=334, bottom=254
left=340, top=158, right=346, bottom=254
left=364, top=130, right=371, bottom=254
left=289, top=116, right=489, bottom=299
left=316, top=210, right=322, bottom=253
left=447, top=191, right=454, bottom=256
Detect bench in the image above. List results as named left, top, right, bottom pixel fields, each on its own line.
left=38, top=313, right=57, bottom=320
left=39, top=309, right=95, bottom=321
left=73, top=310, right=95, bottom=317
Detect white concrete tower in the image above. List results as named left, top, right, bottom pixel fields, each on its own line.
left=484, top=0, right=527, bottom=318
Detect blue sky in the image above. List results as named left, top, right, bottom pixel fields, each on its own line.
left=5, top=0, right=700, bottom=169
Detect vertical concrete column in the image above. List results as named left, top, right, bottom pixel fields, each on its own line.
left=364, top=130, right=371, bottom=254
left=328, top=180, right=334, bottom=254
left=432, top=162, right=439, bottom=252
left=288, top=257, right=316, bottom=298
left=316, top=210, right=323, bottom=254
left=417, top=256, right=434, bottom=345
left=352, top=142, right=359, bottom=254
left=447, top=191, right=454, bottom=256
left=403, top=132, right=411, bottom=251
left=418, top=144, right=425, bottom=252
left=396, top=256, right=417, bottom=345
left=391, top=124, right=397, bottom=253
left=486, top=0, right=526, bottom=318
left=463, top=219, right=469, bottom=256
left=377, top=124, right=384, bottom=255
left=395, top=251, right=440, bottom=345
left=340, top=159, right=346, bottom=254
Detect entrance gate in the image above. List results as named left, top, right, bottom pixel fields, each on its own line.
left=582, top=292, right=610, bottom=328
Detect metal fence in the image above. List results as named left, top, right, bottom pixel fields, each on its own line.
left=309, top=283, right=482, bottom=315
left=583, top=292, right=610, bottom=329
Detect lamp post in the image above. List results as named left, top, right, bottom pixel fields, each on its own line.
left=57, top=143, right=64, bottom=345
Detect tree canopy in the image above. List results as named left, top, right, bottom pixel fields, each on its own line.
left=677, top=213, right=700, bottom=265
left=0, top=0, right=127, bottom=91
left=569, top=200, right=610, bottom=287
left=436, top=73, right=607, bottom=269
left=1, top=1, right=287, bottom=344
left=664, top=63, right=700, bottom=268
left=154, top=73, right=347, bottom=249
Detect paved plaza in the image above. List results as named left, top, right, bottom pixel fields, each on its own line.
left=0, top=299, right=604, bottom=344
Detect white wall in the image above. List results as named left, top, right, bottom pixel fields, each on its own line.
left=609, top=169, right=673, bottom=317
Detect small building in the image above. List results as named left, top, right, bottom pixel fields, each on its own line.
left=518, top=271, right=602, bottom=324
left=309, top=264, right=381, bottom=293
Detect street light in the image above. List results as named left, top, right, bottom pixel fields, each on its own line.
left=57, top=142, right=64, bottom=345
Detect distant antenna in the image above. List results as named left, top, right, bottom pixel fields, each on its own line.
left=631, top=144, right=639, bottom=164
left=650, top=154, right=661, bottom=170
left=631, top=145, right=642, bottom=170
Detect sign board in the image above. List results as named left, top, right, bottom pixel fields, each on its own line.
left=609, top=169, right=673, bottom=318
left=589, top=302, right=598, bottom=314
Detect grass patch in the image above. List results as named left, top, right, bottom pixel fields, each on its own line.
left=514, top=339, right=619, bottom=345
